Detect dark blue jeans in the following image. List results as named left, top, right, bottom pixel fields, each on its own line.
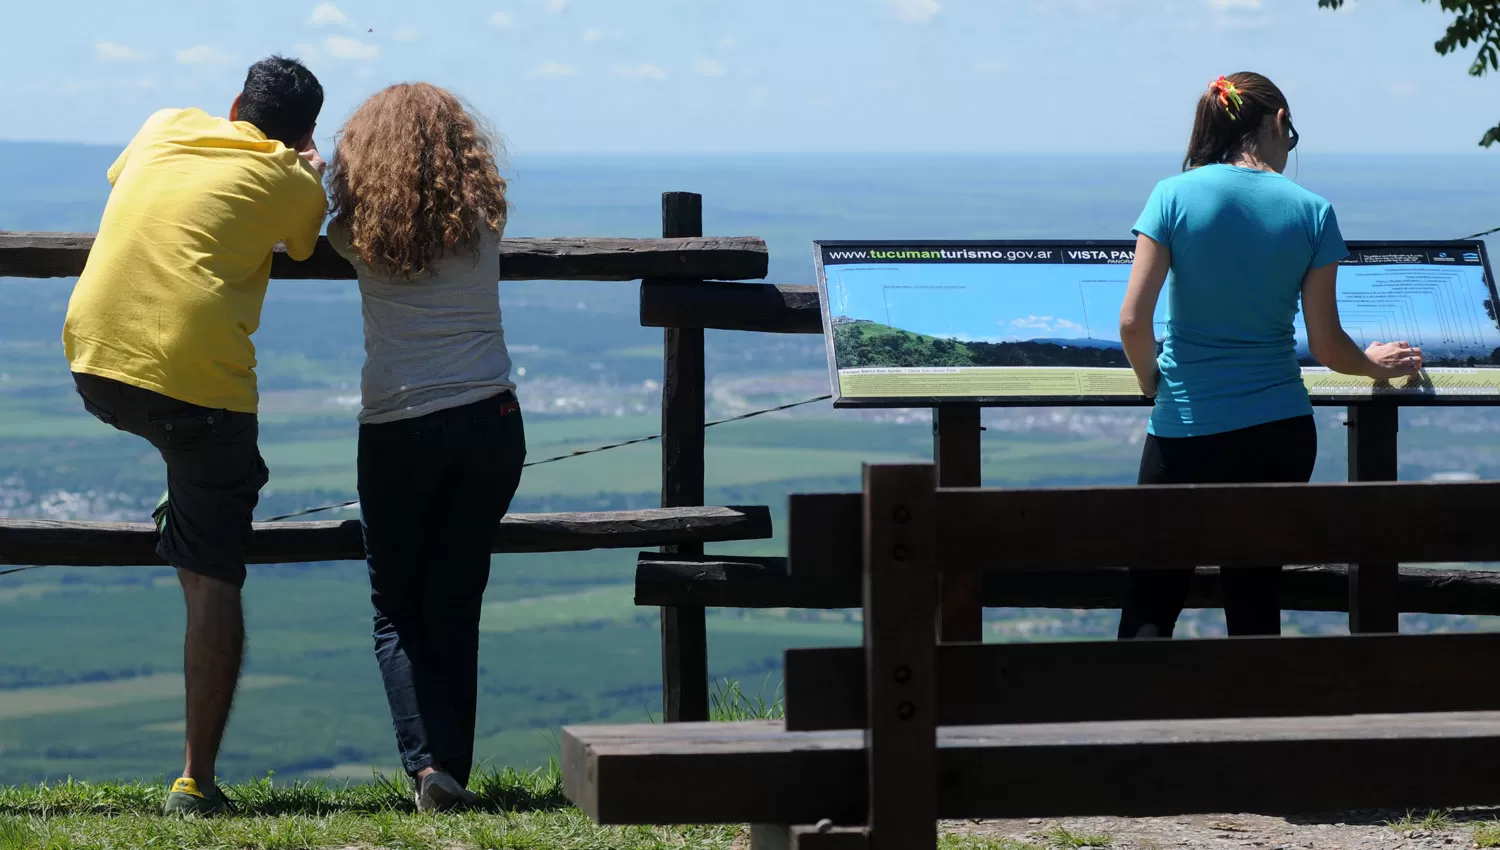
left=359, top=392, right=526, bottom=784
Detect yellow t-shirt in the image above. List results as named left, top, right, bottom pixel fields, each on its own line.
left=63, top=107, right=328, bottom=413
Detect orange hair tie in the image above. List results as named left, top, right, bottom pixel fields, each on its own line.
left=1209, top=75, right=1245, bottom=121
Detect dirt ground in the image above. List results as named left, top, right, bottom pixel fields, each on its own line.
left=947, top=809, right=1500, bottom=849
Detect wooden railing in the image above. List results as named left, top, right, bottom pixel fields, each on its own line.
left=0, top=200, right=779, bottom=726
left=10, top=198, right=1500, bottom=725
left=0, top=507, right=771, bottom=566
left=0, top=231, right=769, bottom=282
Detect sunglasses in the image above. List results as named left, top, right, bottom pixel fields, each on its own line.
left=1287, top=118, right=1299, bottom=152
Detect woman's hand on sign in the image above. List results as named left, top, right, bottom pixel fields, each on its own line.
left=1365, top=340, right=1423, bottom=378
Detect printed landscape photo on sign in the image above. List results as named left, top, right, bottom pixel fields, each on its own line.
left=813, top=239, right=1500, bottom=407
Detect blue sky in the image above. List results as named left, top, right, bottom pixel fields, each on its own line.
left=0, top=0, right=1493, bottom=154
left=829, top=262, right=1144, bottom=342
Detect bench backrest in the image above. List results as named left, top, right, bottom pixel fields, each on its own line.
left=778, top=463, right=1500, bottom=846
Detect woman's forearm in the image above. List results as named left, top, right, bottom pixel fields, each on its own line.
left=1313, top=330, right=1386, bottom=378
left=1121, top=323, right=1160, bottom=396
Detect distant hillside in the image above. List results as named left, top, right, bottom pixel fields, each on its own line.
left=832, top=321, right=1130, bottom=370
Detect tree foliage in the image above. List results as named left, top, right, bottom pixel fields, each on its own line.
left=1318, top=0, right=1500, bottom=146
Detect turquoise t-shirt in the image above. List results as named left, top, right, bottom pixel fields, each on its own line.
left=1132, top=164, right=1348, bottom=438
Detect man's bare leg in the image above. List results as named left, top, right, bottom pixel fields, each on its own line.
left=178, top=567, right=244, bottom=785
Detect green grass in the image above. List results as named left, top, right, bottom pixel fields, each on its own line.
left=0, top=769, right=744, bottom=849
left=1476, top=821, right=1500, bottom=848
left=707, top=677, right=784, bottom=722
left=1387, top=809, right=1455, bottom=832
left=0, top=763, right=1034, bottom=849
left=1040, top=823, right=1112, bottom=848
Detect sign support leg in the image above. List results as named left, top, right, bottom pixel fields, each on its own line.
left=1347, top=403, right=1400, bottom=633
left=934, top=404, right=983, bottom=642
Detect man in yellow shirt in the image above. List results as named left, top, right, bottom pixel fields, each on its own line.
left=62, top=55, right=328, bottom=816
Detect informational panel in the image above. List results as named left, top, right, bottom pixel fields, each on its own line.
left=814, top=239, right=1500, bottom=407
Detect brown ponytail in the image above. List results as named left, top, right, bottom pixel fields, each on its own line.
left=1182, top=72, right=1290, bottom=171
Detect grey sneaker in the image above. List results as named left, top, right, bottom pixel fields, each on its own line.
left=415, top=771, right=480, bottom=812
left=164, top=777, right=233, bottom=817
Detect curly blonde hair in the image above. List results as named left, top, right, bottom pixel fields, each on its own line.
left=328, top=83, right=508, bottom=279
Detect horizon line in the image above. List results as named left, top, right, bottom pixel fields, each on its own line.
left=0, top=139, right=1496, bottom=158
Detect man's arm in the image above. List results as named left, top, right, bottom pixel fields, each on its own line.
left=281, top=143, right=328, bottom=262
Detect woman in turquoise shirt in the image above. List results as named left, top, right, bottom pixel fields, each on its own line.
left=1117, top=72, right=1423, bottom=639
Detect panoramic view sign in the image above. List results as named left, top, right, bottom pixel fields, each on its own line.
left=815, top=239, right=1500, bottom=407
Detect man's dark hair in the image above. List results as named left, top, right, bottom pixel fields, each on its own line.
left=237, top=56, right=323, bottom=147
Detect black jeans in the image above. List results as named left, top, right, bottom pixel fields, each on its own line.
left=1117, top=414, right=1317, bottom=640
left=359, top=392, right=526, bottom=783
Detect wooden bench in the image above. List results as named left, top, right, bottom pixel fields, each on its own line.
left=566, top=463, right=1500, bottom=848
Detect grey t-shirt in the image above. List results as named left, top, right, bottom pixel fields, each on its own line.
left=327, top=219, right=516, bottom=425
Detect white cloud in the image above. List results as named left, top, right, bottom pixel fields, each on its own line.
left=890, top=0, right=941, bottom=23
left=545, top=0, right=566, bottom=11
left=176, top=45, right=231, bottom=66
left=307, top=3, right=348, bottom=26
left=491, top=11, right=514, bottom=27
left=583, top=27, right=605, bottom=42
left=294, top=42, right=321, bottom=61
left=95, top=41, right=146, bottom=61
left=528, top=61, right=578, bottom=77
left=694, top=58, right=726, bottom=78
left=393, top=27, right=421, bottom=42
left=616, top=63, right=668, bottom=81
left=1207, top=0, right=1266, bottom=29
left=1006, top=315, right=1087, bottom=335
left=325, top=35, right=379, bottom=60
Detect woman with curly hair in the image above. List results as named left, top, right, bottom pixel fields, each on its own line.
left=327, top=83, right=524, bottom=811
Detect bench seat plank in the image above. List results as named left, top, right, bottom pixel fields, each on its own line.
left=563, top=714, right=1500, bottom=824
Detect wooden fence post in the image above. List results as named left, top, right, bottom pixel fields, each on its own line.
left=934, top=405, right=983, bottom=642
left=660, top=191, right=710, bottom=722
left=864, top=464, right=938, bottom=848
left=1347, top=403, right=1400, bottom=633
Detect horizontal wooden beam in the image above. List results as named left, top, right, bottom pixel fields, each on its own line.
left=934, top=480, right=1500, bottom=569
left=639, top=279, right=822, bottom=333
left=637, top=554, right=856, bottom=608
left=0, top=506, right=771, bottom=567
left=563, top=714, right=1500, bottom=824
left=632, top=559, right=1500, bottom=615
left=0, top=231, right=769, bottom=282
left=783, top=632, right=1500, bottom=731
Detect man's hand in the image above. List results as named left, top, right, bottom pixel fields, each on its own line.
left=297, top=140, right=326, bottom=177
